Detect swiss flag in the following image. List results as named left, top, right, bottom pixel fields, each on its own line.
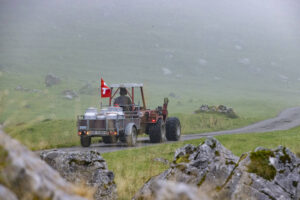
left=101, top=78, right=111, bottom=98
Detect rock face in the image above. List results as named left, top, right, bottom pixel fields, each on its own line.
left=0, top=126, right=88, bottom=200
left=134, top=137, right=300, bottom=200
left=40, top=150, right=117, bottom=200
left=45, top=73, right=61, bottom=87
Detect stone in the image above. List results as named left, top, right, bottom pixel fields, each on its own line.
left=45, top=73, right=61, bottom=87
left=169, top=92, right=176, bottom=98
left=15, top=85, right=23, bottom=91
left=134, top=137, right=300, bottom=200
left=142, top=180, right=211, bottom=200
left=40, top=150, right=117, bottom=200
left=0, top=126, right=88, bottom=200
left=79, top=83, right=96, bottom=95
left=62, top=90, right=78, bottom=100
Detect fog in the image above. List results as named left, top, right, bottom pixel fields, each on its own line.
left=1, top=0, right=300, bottom=96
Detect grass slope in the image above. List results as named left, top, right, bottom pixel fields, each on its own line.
left=103, top=127, right=300, bottom=199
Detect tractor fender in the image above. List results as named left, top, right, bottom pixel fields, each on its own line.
left=125, top=123, right=137, bottom=136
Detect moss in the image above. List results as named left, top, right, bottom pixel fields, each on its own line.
left=209, top=140, right=216, bottom=149
left=247, top=150, right=276, bottom=181
left=0, top=146, right=8, bottom=169
left=292, top=181, right=298, bottom=187
left=0, top=147, right=8, bottom=186
left=69, top=159, right=92, bottom=166
left=197, top=173, right=207, bottom=187
left=225, top=160, right=236, bottom=165
left=279, top=147, right=291, bottom=164
left=215, top=151, right=220, bottom=157
left=215, top=153, right=247, bottom=191
left=175, top=154, right=190, bottom=164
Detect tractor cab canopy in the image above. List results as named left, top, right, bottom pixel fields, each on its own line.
left=109, top=83, right=146, bottom=110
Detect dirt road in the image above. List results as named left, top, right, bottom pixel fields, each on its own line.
left=43, top=106, right=300, bottom=153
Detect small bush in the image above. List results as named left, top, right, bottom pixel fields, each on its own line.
left=247, top=150, right=276, bottom=181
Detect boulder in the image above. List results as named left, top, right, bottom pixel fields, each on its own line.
left=169, top=92, right=176, bottom=98
left=0, top=126, right=88, bottom=200
left=141, top=180, right=211, bottom=200
left=62, top=90, right=78, bottom=100
left=134, top=137, right=300, bottom=200
left=45, top=73, right=61, bottom=87
left=40, top=150, right=117, bottom=200
left=79, top=83, right=96, bottom=95
left=15, top=85, right=23, bottom=91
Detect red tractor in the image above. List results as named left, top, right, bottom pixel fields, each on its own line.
left=77, top=83, right=181, bottom=147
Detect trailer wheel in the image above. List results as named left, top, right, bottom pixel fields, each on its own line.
left=166, top=117, right=181, bottom=141
left=102, top=136, right=118, bottom=144
left=149, top=119, right=166, bottom=143
left=80, top=136, right=91, bottom=147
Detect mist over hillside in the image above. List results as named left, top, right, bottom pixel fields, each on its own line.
left=0, top=0, right=300, bottom=122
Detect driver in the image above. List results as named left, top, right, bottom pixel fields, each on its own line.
left=113, top=88, right=132, bottom=110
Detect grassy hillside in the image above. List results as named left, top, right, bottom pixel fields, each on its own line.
left=103, top=127, right=300, bottom=199
left=0, top=0, right=300, bottom=147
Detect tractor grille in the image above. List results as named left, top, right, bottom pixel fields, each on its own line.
left=78, top=119, right=118, bottom=130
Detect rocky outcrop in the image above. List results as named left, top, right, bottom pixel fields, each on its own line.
left=45, top=73, right=61, bottom=87
left=40, top=150, right=117, bottom=200
left=0, top=126, right=89, bottom=200
left=195, top=105, right=238, bottom=118
left=134, top=137, right=300, bottom=200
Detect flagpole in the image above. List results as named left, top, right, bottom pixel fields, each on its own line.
left=100, top=76, right=102, bottom=109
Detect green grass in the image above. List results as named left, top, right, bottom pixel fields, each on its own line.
left=4, top=119, right=79, bottom=150
left=175, top=112, right=260, bottom=134
left=102, top=126, right=300, bottom=199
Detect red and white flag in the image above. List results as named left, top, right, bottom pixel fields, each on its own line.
left=101, top=78, right=111, bottom=98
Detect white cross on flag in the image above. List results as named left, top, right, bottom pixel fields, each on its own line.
left=101, top=78, right=111, bottom=98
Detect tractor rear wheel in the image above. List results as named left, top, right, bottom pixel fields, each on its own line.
left=149, top=119, right=166, bottom=143
left=80, top=136, right=91, bottom=147
left=166, top=117, right=181, bottom=141
left=102, top=136, right=118, bottom=144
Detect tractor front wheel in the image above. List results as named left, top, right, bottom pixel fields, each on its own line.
left=149, top=119, right=166, bottom=143
left=80, top=136, right=91, bottom=147
left=125, top=127, right=137, bottom=146
left=166, top=117, right=181, bottom=141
